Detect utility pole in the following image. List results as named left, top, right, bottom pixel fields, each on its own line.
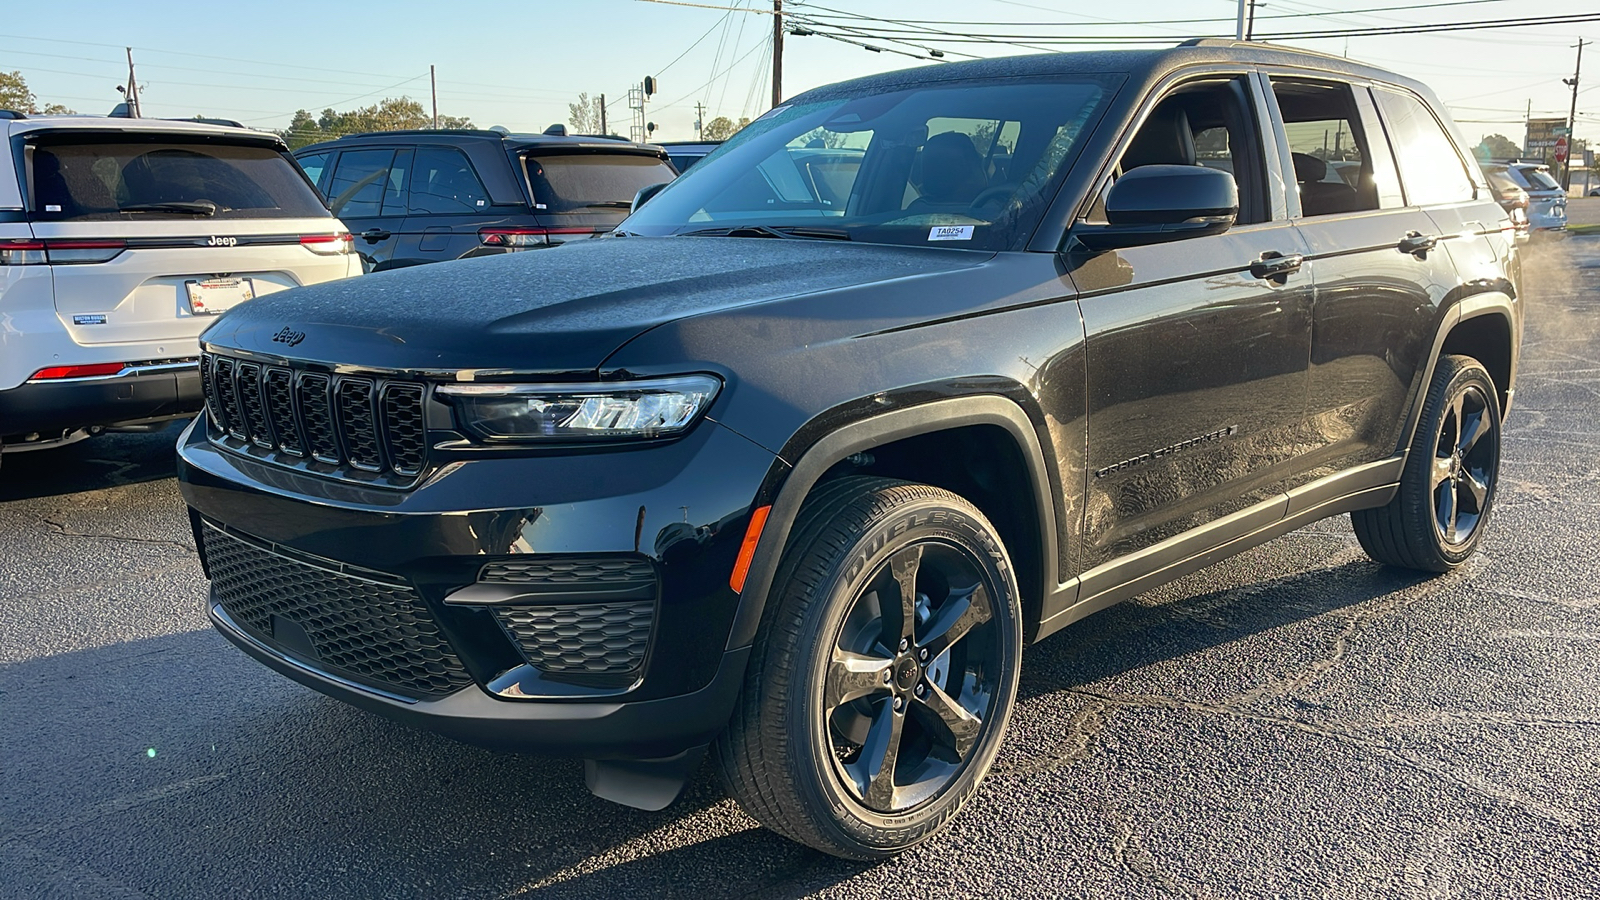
left=695, top=102, right=706, bottom=140
left=124, top=47, right=142, bottom=117
left=1245, top=0, right=1258, bottom=41
left=599, top=94, right=607, bottom=137
left=1235, top=0, right=1246, bottom=40
left=772, top=0, right=783, bottom=109
left=1563, top=39, right=1588, bottom=190
left=430, top=65, right=438, bottom=129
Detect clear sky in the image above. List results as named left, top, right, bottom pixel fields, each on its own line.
left=4, top=0, right=1595, bottom=151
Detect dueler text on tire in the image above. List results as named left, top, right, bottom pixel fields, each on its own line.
left=715, top=477, right=1023, bottom=859
left=1353, top=354, right=1502, bottom=572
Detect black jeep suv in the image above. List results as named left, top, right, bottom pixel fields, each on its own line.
left=293, top=129, right=677, bottom=271
left=180, top=40, right=1519, bottom=859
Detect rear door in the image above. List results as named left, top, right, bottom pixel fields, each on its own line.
left=397, top=145, right=499, bottom=263
left=324, top=146, right=410, bottom=270
left=23, top=129, right=352, bottom=348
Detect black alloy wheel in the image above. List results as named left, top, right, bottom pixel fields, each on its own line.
left=716, top=477, right=1022, bottom=860
left=1353, top=354, right=1502, bottom=572
left=823, top=541, right=1003, bottom=814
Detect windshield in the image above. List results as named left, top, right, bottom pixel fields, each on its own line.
left=1512, top=166, right=1561, bottom=192
left=524, top=153, right=679, bottom=212
left=26, top=134, right=329, bottom=221
left=620, top=77, right=1115, bottom=251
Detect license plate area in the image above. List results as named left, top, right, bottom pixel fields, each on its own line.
left=185, top=278, right=255, bottom=316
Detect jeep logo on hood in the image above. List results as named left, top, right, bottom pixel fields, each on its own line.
left=272, top=327, right=306, bottom=347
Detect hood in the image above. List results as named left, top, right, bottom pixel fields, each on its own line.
left=201, top=237, right=988, bottom=374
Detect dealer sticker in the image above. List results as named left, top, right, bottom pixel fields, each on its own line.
left=73, top=314, right=108, bottom=325
left=928, top=225, right=974, bottom=241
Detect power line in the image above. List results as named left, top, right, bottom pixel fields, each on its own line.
left=790, top=0, right=1510, bottom=29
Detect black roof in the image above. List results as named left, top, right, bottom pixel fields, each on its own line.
left=789, top=39, right=1430, bottom=105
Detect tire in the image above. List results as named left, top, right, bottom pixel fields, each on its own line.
left=1352, top=354, right=1502, bottom=572
left=715, top=476, right=1023, bottom=860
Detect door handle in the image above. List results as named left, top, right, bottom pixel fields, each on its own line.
left=1249, top=251, right=1304, bottom=281
left=1397, top=231, right=1439, bottom=256
left=360, top=228, right=391, bottom=242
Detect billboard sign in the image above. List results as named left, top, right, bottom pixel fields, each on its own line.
left=1525, top=117, right=1567, bottom=162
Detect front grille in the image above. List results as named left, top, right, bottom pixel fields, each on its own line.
left=202, top=353, right=428, bottom=486
left=494, top=600, right=655, bottom=676
left=480, top=557, right=657, bottom=585
left=200, top=522, right=472, bottom=699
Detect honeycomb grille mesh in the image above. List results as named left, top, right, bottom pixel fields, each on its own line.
left=494, top=600, right=655, bottom=675
left=201, top=523, right=472, bottom=699
left=202, top=353, right=427, bottom=484
left=481, top=557, right=656, bottom=585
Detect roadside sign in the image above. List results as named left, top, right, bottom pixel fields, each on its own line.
left=1554, top=136, right=1569, bottom=164
left=1554, top=125, right=1571, bottom=136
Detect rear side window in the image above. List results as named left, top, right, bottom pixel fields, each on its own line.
left=325, top=148, right=410, bottom=218
left=1373, top=90, right=1475, bottom=206
left=523, top=153, right=677, bottom=213
left=409, top=147, right=489, bottom=214
left=1269, top=79, right=1386, bottom=217
left=27, top=135, right=329, bottom=221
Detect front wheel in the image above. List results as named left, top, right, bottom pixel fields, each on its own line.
left=715, top=477, right=1022, bottom=859
left=1353, top=354, right=1502, bottom=571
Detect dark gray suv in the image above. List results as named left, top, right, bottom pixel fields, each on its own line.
left=294, top=130, right=677, bottom=271
left=183, top=40, right=1519, bottom=859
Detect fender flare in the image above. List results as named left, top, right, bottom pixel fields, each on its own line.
left=1396, top=290, right=1519, bottom=453
left=724, top=394, right=1060, bottom=651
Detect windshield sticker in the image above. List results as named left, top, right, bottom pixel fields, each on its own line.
left=73, top=314, right=107, bottom=325
left=928, top=225, right=974, bottom=242
left=756, top=105, right=790, bottom=122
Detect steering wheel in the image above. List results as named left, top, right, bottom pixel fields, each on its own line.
left=969, top=183, right=1018, bottom=211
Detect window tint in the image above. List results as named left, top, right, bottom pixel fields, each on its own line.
left=408, top=148, right=487, bottom=214
left=523, top=154, right=677, bottom=213
left=1269, top=79, right=1381, bottom=217
left=325, top=148, right=397, bottom=218
left=1373, top=89, right=1474, bottom=206
left=296, top=151, right=329, bottom=194
left=27, top=135, right=329, bottom=221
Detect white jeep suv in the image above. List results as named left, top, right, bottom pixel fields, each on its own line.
left=0, top=112, right=359, bottom=457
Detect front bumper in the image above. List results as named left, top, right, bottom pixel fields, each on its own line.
left=0, top=362, right=201, bottom=438
left=178, top=414, right=780, bottom=759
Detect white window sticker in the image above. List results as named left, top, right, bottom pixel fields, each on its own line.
left=928, top=225, right=974, bottom=242
left=45, top=204, right=61, bottom=212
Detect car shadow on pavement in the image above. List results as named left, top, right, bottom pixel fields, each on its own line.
left=0, top=426, right=185, bottom=502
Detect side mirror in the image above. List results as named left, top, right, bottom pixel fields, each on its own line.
left=631, top=182, right=670, bottom=214
left=1071, top=165, right=1238, bottom=252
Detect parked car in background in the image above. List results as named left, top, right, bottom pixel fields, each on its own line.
left=0, top=111, right=357, bottom=461
left=294, top=130, right=677, bottom=271
left=1481, top=164, right=1531, bottom=243
left=182, top=41, right=1518, bottom=860
left=1504, top=162, right=1566, bottom=237
left=657, top=140, right=721, bottom=172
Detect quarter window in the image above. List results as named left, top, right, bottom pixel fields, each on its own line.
left=1373, top=89, right=1475, bottom=206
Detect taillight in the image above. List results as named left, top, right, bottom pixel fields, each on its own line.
left=478, top=226, right=597, bottom=249
left=30, top=362, right=127, bottom=380
left=301, top=232, right=353, bottom=255
left=0, top=239, right=124, bottom=265
left=0, top=240, right=47, bottom=266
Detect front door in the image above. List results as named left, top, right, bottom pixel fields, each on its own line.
left=324, top=147, right=410, bottom=271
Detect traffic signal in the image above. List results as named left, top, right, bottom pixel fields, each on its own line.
left=643, top=76, right=658, bottom=97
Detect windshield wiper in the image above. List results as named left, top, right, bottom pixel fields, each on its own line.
left=120, top=200, right=219, bottom=216
left=583, top=201, right=634, bottom=209
left=681, top=224, right=851, bottom=241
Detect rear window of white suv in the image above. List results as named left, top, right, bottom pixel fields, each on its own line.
left=25, top=134, right=330, bottom=221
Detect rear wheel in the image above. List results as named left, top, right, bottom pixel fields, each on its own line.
left=716, top=477, right=1022, bottom=859
left=1353, top=354, right=1501, bottom=572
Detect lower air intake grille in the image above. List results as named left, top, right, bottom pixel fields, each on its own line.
left=494, top=600, right=655, bottom=676
left=200, top=522, right=472, bottom=699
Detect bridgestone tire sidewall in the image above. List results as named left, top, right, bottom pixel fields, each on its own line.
left=792, top=495, right=1022, bottom=848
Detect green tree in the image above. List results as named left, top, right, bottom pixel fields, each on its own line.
left=279, top=97, right=472, bottom=149
left=568, top=92, right=603, bottom=134
left=0, top=70, right=75, bottom=115
left=702, top=115, right=751, bottom=141
left=1474, top=133, right=1521, bottom=161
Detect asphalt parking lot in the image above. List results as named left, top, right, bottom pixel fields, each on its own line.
left=4, top=207, right=1600, bottom=899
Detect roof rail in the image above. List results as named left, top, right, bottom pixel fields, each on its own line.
left=1177, top=36, right=1358, bottom=64
left=336, top=128, right=506, bottom=140
left=0, top=109, right=28, bottom=120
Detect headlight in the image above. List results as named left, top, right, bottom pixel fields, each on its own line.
left=437, top=375, right=721, bottom=442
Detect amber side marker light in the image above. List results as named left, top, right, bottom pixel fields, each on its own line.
left=729, top=505, right=772, bottom=594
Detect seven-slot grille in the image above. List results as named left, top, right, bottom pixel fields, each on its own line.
left=201, top=352, right=428, bottom=483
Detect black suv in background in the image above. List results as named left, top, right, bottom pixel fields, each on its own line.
left=294, top=130, right=677, bottom=270
left=182, top=41, right=1519, bottom=860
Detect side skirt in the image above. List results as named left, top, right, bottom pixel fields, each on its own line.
left=1033, top=456, right=1404, bottom=642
